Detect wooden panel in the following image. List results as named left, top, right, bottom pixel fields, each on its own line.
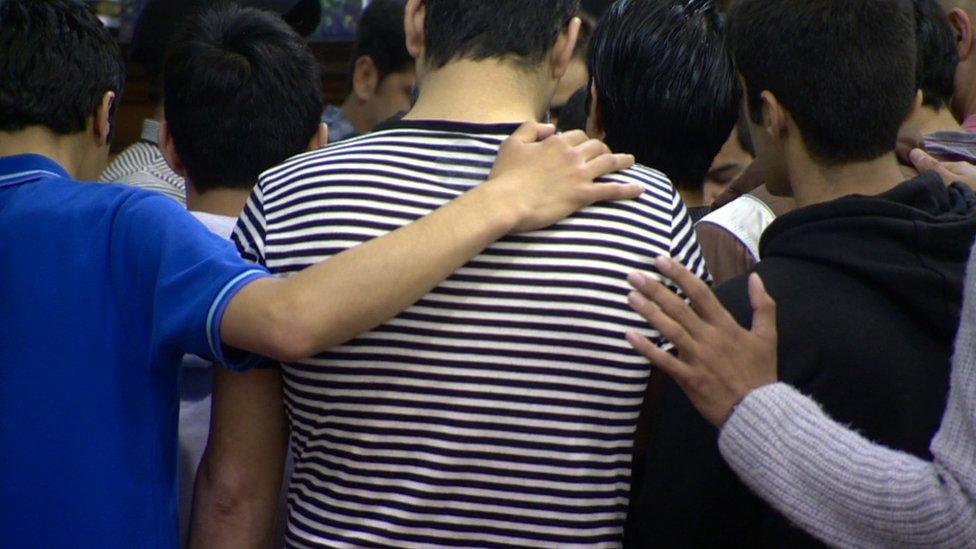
left=112, top=41, right=355, bottom=152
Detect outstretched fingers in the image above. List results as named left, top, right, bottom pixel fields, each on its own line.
left=654, top=256, right=734, bottom=325
left=628, top=270, right=707, bottom=339
left=626, top=331, right=692, bottom=381
left=627, top=281, right=698, bottom=354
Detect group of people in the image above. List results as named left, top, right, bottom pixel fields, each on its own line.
left=1, top=0, right=976, bottom=547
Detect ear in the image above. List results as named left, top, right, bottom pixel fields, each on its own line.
left=158, top=121, right=188, bottom=178
left=910, top=89, right=925, bottom=116
left=551, top=17, right=582, bottom=80
left=586, top=81, right=605, bottom=139
left=760, top=90, right=787, bottom=141
left=949, top=8, right=975, bottom=61
left=404, top=0, right=426, bottom=62
left=308, top=123, right=329, bottom=151
left=352, top=55, right=380, bottom=101
left=93, top=91, right=115, bottom=148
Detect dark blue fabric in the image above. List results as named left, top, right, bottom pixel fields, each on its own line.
left=0, top=155, right=268, bottom=548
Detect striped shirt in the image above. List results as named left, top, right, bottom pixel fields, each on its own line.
left=233, top=119, right=708, bottom=548
left=100, top=119, right=187, bottom=205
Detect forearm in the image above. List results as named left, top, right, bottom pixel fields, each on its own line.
left=221, top=182, right=517, bottom=361
left=719, top=383, right=976, bottom=549
left=188, top=368, right=287, bottom=548
left=188, top=455, right=282, bottom=549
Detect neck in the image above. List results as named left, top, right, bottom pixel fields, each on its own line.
left=151, top=103, right=165, bottom=123
left=903, top=105, right=962, bottom=136
left=186, top=185, right=252, bottom=218
left=404, top=59, right=551, bottom=123
left=790, top=152, right=906, bottom=208
left=677, top=186, right=705, bottom=209
left=0, top=127, right=95, bottom=180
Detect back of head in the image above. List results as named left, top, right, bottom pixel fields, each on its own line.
left=130, top=0, right=202, bottom=105
left=589, top=0, right=740, bottom=190
left=164, top=4, right=323, bottom=192
left=915, top=0, right=958, bottom=111
left=423, top=0, right=580, bottom=69
left=354, top=0, right=412, bottom=79
left=727, top=0, right=917, bottom=164
left=281, top=0, right=322, bottom=37
left=0, top=0, right=125, bottom=135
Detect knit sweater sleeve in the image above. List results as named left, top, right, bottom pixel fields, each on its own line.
left=718, top=378, right=976, bottom=548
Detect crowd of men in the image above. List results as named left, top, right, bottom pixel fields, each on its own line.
left=1, top=0, right=976, bottom=547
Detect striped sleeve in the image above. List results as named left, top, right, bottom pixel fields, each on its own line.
left=233, top=183, right=269, bottom=266
left=669, top=185, right=710, bottom=284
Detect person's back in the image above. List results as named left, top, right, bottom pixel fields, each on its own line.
left=0, top=3, right=274, bottom=546
left=233, top=0, right=707, bottom=545
left=630, top=0, right=976, bottom=546
left=0, top=175, right=249, bottom=546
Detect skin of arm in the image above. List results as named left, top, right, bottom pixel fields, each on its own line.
left=188, top=367, right=287, bottom=549
left=220, top=122, right=640, bottom=363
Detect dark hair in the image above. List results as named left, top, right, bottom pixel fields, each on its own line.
left=130, top=0, right=202, bottom=105
left=915, top=0, right=958, bottom=111
left=164, top=4, right=323, bottom=192
left=282, top=0, right=323, bottom=37
left=423, top=0, right=580, bottom=70
left=352, top=0, right=412, bottom=80
left=589, top=0, right=741, bottom=189
left=0, top=0, right=125, bottom=135
left=727, top=0, right=918, bottom=164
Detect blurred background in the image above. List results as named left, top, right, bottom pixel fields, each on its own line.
left=89, top=0, right=615, bottom=152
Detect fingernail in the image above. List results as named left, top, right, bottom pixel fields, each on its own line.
left=655, top=256, right=674, bottom=273
left=909, top=148, right=924, bottom=163
left=625, top=331, right=643, bottom=347
left=628, top=291, right=647, bottom=309
left=628, top=271, right=647, bottom=288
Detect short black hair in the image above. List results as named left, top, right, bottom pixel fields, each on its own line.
left=915, top=0, right=958, bottom=111
left=164, top=4, right=323, bottom=192
left=589, top=0, right=741, bottom=190
left=0, top=0, right=125, bottom=135
left=130, top=0, right=201, bottom=105
left=282, top=0, right=323, bottom=38
left=423, top=0, right=580, bottom=70
left=352, top=0, right=412, bottom=80
left=727, top=0, right=918, bottom=164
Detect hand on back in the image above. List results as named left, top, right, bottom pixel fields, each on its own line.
left=484, top=122, right=640, bottom=233
left=625, top=257, right=779, bottom=427
left=910, top=148, right=976, bottom=190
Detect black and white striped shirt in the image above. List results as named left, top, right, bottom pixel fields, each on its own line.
left=100, top=119, right=186, bottom=205
left=233, top=120, right=708, bottom=548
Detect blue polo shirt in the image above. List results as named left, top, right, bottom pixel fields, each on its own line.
left=0, top=155, right=269, bottom=548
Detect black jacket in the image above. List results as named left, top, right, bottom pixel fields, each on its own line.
left=626, top=174, right=976, bottom=548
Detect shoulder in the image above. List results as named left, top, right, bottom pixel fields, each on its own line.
left=256, top=129, right=430, bottom=192
left=100, top=142, right=161, bottom=180
left=699, top=195, right=778, bottom=261
left=595, top=163, right=678, bottom=215
left=601, top=163, right=674, bottom=196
